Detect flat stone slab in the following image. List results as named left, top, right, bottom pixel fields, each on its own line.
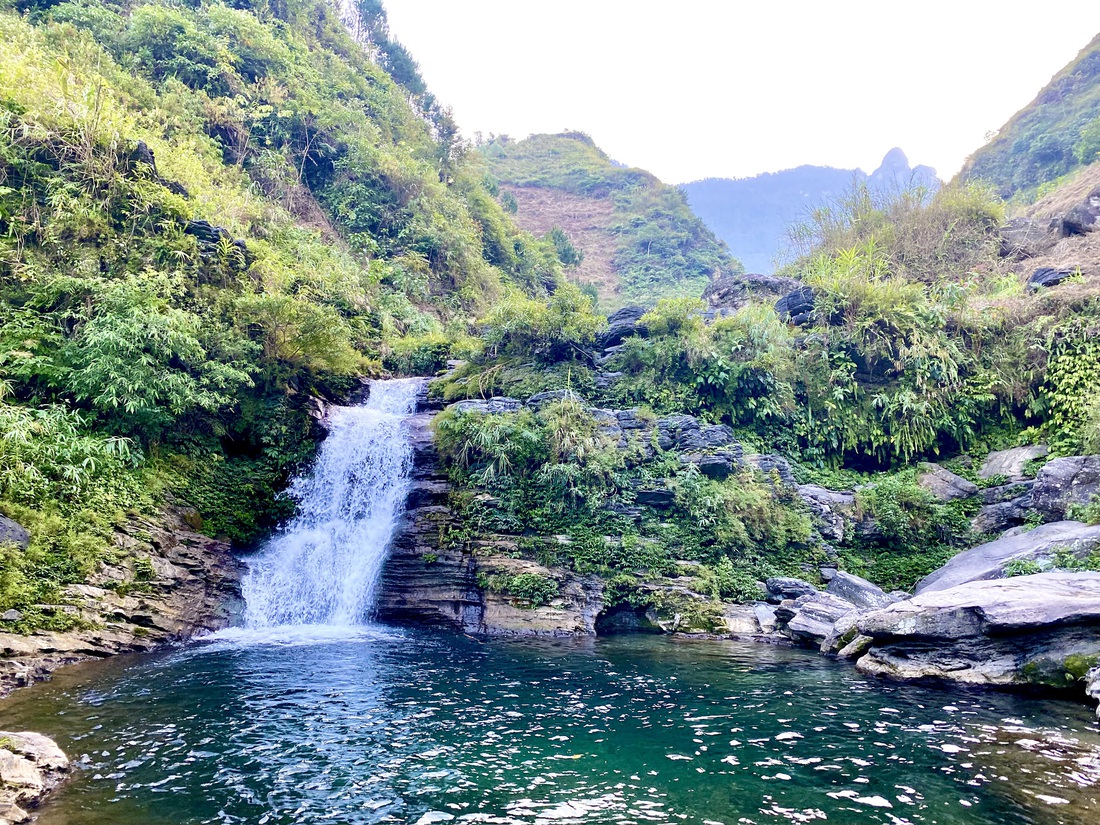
left=915, top=521, right=1100, bottom=594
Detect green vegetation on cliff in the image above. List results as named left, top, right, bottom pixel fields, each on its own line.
left=961, top=32, right=1100, bottom=199
left=0, top=0, right=565, bottom=625
left=430, top=175, right=1100, bottom=598
left=481, top=132, right=741, bottom=305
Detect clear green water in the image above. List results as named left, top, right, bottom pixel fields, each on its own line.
left=1, top=628, right=1098, bottom=825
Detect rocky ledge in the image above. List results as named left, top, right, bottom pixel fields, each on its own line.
left=0, top=731, right=68, bottom=824
left=854, top=573, right=1100, bottom=691
left=0, top=506, right=245, bottom=697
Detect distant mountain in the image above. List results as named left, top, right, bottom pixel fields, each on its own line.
left=681, top=149, right=938, bottom=273
left=960, top=32, right=1100, bottom=200
left=480, top=132, right=742, bottom=308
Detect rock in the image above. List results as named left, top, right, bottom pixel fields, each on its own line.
left=1061, top=187, right=1100, bottom=235
left=681, top=452, right=735, bottom=480
left=525, top=390, right=581, bottom=409
left=1087, top=666, right=1100, bottom=721
left=753, top=603, right=779, bottom=633
left=856, top=572, right=1100, bottom=691
left=774, top=286, right=816, bottom=326
left=700, top=424, right=736, bottom=448
left=979, top=445, right=1048, bottom=481
left=450, top=396, right=522, bottom=415
left=656, top=414, right=703, bottom=450
left=0, top=506, right=243, bottom=697
left=1028, top=266, right=1079, bottom=290
left=722, top=604, right=761, bottom=636
left=981, top=480, right=1035, bottom=505
left=971, top=492, right=1032, bottom=534
left=702, top=273, right=803, bottom=311
left=0, top=518, right=29, bottom=551
left=593, top=371, right=622, bottom=390
left=999, top=217, right=1056, bottom=258
left=0, top=612, right=20, bottom=624
left=837, top=634, right=873, bottom=660
left=915, top=521, right=1100, bottom=594
left=1031, top=455, right=1100, bottom=520
left=599, top=306, right=647, bottom=349
left=819, top=567, right=838, bottom=582
left=635, top=488, right=675, bottom=509
left=0, top=731, right=69, bottom=820
left=766, top=577, right=818, bottom=603
left=615, top=409, right=650, bottom=430
left=826, top=571, right=896, bottom=610
left=779, top=592, right=857, bottom=647
left=797, top=485, right=856, bottom=542
left=917, top=464, right=978, bottom=501
left=820, top=612, right=863, bottom=654
left=747, top=454, right=797, bottom=485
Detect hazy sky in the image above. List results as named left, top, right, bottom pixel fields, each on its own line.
left=382, top=1, right=1100, bottom=184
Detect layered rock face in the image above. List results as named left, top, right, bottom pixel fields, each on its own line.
left=375, top=409, right=609, bottom=637
left=0, top=507, right=244, bottom=696
left=855, top=573, right=1100, bottom=691
left=0, top=731, right=68, bottom=825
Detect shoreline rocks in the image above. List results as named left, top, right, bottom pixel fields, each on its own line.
left=855, top=572, right=1100, bottom=695
left=0, top=507, right=244, bottom=698
left=0, top=731, right=69, bottom=824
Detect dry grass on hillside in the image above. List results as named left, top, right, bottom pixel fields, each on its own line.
left=502, top=185, right=624, bottom=308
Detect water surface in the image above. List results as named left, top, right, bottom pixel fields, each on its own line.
left=2, top=631, right=1098, bottom=825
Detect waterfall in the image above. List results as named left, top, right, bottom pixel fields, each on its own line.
left=241, top=378, right=423, bottom=628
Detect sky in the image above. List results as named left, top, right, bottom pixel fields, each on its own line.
left=381, top=0, right=1100, bottom=184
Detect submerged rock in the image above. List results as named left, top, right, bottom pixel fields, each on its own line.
left=856, top=572, right=1100, bottom=691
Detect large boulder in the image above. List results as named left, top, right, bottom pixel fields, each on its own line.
left=774, top=286, right=816, bottom=326
left=0, top=517, right=29, bottom=551
left=1061, top=187, right=1100, bottom=235
left=970, top=492, right=1032, bottom=534
left=855, top=573, right=1100, bottom=691
left=825, top=571, right=897, bottom=610
left=797, top=485, right=856, bottom=542
left=599, top=306, right=647, bottom=349
left=775, top=591, right=857, bottom=647
left=915, top=521, right=1100, bottom=594
left=917, top=464, right=977, bottom=502
left=979, top=445, right=1048, bottom=481
left=702, top=273, right=802, bottom=311
left=999, top=217, right=1056, bottom=258
left=765, top=577, right=817, bottom=603
left=0, top=731, right=69, bottom=822
left=1031, top=455, right=1100, bottom=520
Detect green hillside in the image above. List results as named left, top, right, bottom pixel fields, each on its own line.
left=481, top=132, right=742, bottom=305
left=961, top=32, right=1100, bottom=199
left=0, top=0, right=566, bottom=623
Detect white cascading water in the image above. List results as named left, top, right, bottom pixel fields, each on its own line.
left=241, top=378, right=423, bottom=628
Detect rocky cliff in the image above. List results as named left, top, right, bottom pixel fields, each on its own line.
left=0, top=507, right=244, bottom=696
